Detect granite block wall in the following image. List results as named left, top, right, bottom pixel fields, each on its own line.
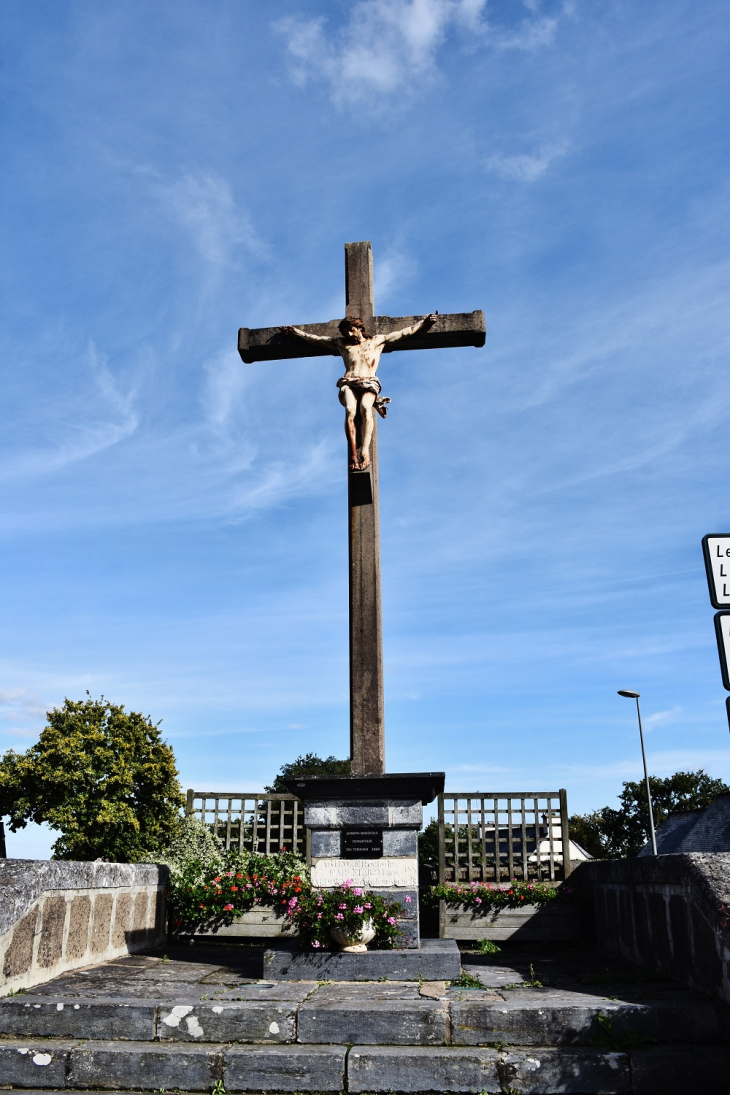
left=0, top=860, right=167, bottom=994
left=573, top=852, right=730, bottom=1004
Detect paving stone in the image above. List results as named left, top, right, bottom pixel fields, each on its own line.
left=68, top=1039, right=215, bottom=1091
left=347, top=1045, right=501, bottom=1092
left=0, top=1039, right=75, bottom=1088
left=499, top=1047, right=631, bottom=1093
left=222, top=1043, right=346, bottom=1091
left=157, top=1001, right=297, bottom=1043
left=298, top=981, right=448, bottom=1045
left=461, top=962, right=525, bottom=987
left=264, top=937, right=460, bottom=981
left=216, top=981, right=316, bottom=1002
left=0, top=997, right=156, bottom=1040
left=630, top=1045, right=730, bottom=1093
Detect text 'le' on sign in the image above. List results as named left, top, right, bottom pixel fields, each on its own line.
left=702, top=535, right=730, bottom=608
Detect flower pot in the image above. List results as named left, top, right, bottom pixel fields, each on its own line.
left=329, top=917, right=376, bottom=952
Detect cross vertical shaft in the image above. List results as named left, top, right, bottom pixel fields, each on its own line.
left=346, top=242, right=385, bottom=776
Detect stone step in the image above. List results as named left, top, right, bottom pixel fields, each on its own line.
left=1, top=1039, right=728, bottom=1092
left=2, top=981, right=725, bottom=1047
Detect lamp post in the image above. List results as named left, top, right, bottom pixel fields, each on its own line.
left=617, top=690, right=658, bottom=856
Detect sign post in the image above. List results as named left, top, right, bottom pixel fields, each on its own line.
left=714, top=612, right=730, bottom=691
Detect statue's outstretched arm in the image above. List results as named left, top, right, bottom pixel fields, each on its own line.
left=382, top=313, right=438, bottom=344
left=285, top=325, right=337, bottom=346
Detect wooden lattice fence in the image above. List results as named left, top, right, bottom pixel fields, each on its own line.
left=438, top=790, right=572, bottom=885
left=185, top=791, right=309, bottom=860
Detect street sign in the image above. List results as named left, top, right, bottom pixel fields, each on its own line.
left=702, top=534, right=730, bottom=608
left=713, top=612, right=730, bottom=691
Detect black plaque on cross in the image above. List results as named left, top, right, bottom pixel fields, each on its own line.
left=239, top=242, right=485, bottom=777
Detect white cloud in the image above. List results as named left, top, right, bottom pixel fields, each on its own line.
left=0, top=342, right=138, bottom=484
left=139, top=168, right=264, bottom=268
left=274, top=0, right=568, bottom=104
left=483, top=142, right=567, bottom=182
left=275, top=0, right=486, bottom=103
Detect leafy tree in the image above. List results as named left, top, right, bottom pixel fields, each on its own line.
left=569, top=770, right=729, bottom=859
left=265, top=751, right=350, bottom=793
left=0, top=695, right=184, bottom=862
left=419, top=818, right=440, bottom=865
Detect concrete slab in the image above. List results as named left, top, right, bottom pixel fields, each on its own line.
left=0, top=997, right=156, bottom=1040
left=451, top=986, right=728, bottom=1046
left=157, top=1000, right=298, bottom=1043
left=68, top=1039, right=215, bottom=1091
left=499, top=1047, right=631, bottom=1093
left=263, top=937, right=460, bottom=981
left=0, top=1039, right=76, bottom=1088
left=630, top=1044, right=730, bottom=1093
left=298, top=981, right=448, bottom=1045
left=222, top=1043, right=346, bottom=1091
left=347, top=1045, right=501, bottom=1092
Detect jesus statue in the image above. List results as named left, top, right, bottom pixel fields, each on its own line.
left=285, top=313, right=437, bottom=470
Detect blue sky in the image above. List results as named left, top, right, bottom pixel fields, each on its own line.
left=2, top=1, right=730, bottom=857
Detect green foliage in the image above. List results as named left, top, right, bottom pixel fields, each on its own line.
left=428, top=879, right=564, bottom=910
left=0, top=695, right=184, bottom=862
left=288, top=881, right=403, bottom=951
left=450, top=969, right=484, bottom=989
left=265, top=752, right=350, bottom=793
left=160, top=817, right=309, bottom=935
left=418, top=818, right=440, bottom=865
left=475, top=938, right=501, bottom=954
left=569, top=769, right=729, bottom=859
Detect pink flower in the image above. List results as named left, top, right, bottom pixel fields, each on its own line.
left=335, top=913, right=344, bottom=921
left=387, top=917, right=396, bottom=925
left=353, top=906, right=364, bottom=914
left=352, top=887, right=363, bottom=896
left=317, top=913, right=322, bottom=919
left=364, top=902, right=372, bottom=909
left=225, top=871, right=233, bottom=877
left=312, top=941, right=320, bottom=948
left=223, top=903, right=234, bottom=911
left=343, top=879, right=353, bottom=888
left=475, top=898, right=482, bottom=904
left=405, top=896, right=412, bottom=904
left=339, top=904, right=347, bottom=910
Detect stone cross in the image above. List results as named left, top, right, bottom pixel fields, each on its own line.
left=239, top=242, right=485, bottom=777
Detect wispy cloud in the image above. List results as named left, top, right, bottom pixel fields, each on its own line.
left=484, top=142, right=567, bottom=182
left=0, top=342, right=138, bottom=484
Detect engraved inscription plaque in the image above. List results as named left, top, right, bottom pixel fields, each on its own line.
left=310, top=857, right=419, bottom=889
left=342, top=827, right=383, bottom=859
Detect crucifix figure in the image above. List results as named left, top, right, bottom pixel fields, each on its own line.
left=283, top=313, right=438, bottom=470
left=239, top=242, right=485, bottom=777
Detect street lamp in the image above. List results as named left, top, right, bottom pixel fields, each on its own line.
left=617, top=690, right=658, bottom=856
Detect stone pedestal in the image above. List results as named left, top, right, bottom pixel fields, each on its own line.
left=282, top=773, right=444, bottom=954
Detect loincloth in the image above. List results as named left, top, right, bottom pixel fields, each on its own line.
left=337, top=375, right=391, bottom=418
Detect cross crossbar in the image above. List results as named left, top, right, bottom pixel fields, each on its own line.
left=238, top=311, right=485, bottom=364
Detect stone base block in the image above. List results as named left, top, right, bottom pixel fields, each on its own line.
left=263, top=938, right=460, bottom=981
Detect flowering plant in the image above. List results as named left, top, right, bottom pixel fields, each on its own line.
left=285, top=880, right=403, bottom=950
left=428, top=879, right=571, bottom=911
left=159, top=818, right=310, bottom=935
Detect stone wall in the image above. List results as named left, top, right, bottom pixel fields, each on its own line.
left=573, top=852, right=730, bottom=1004
left=0, top=859, right=167, bottom=995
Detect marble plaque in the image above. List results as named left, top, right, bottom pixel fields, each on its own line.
left=310, top=856, right=419, bottom=889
